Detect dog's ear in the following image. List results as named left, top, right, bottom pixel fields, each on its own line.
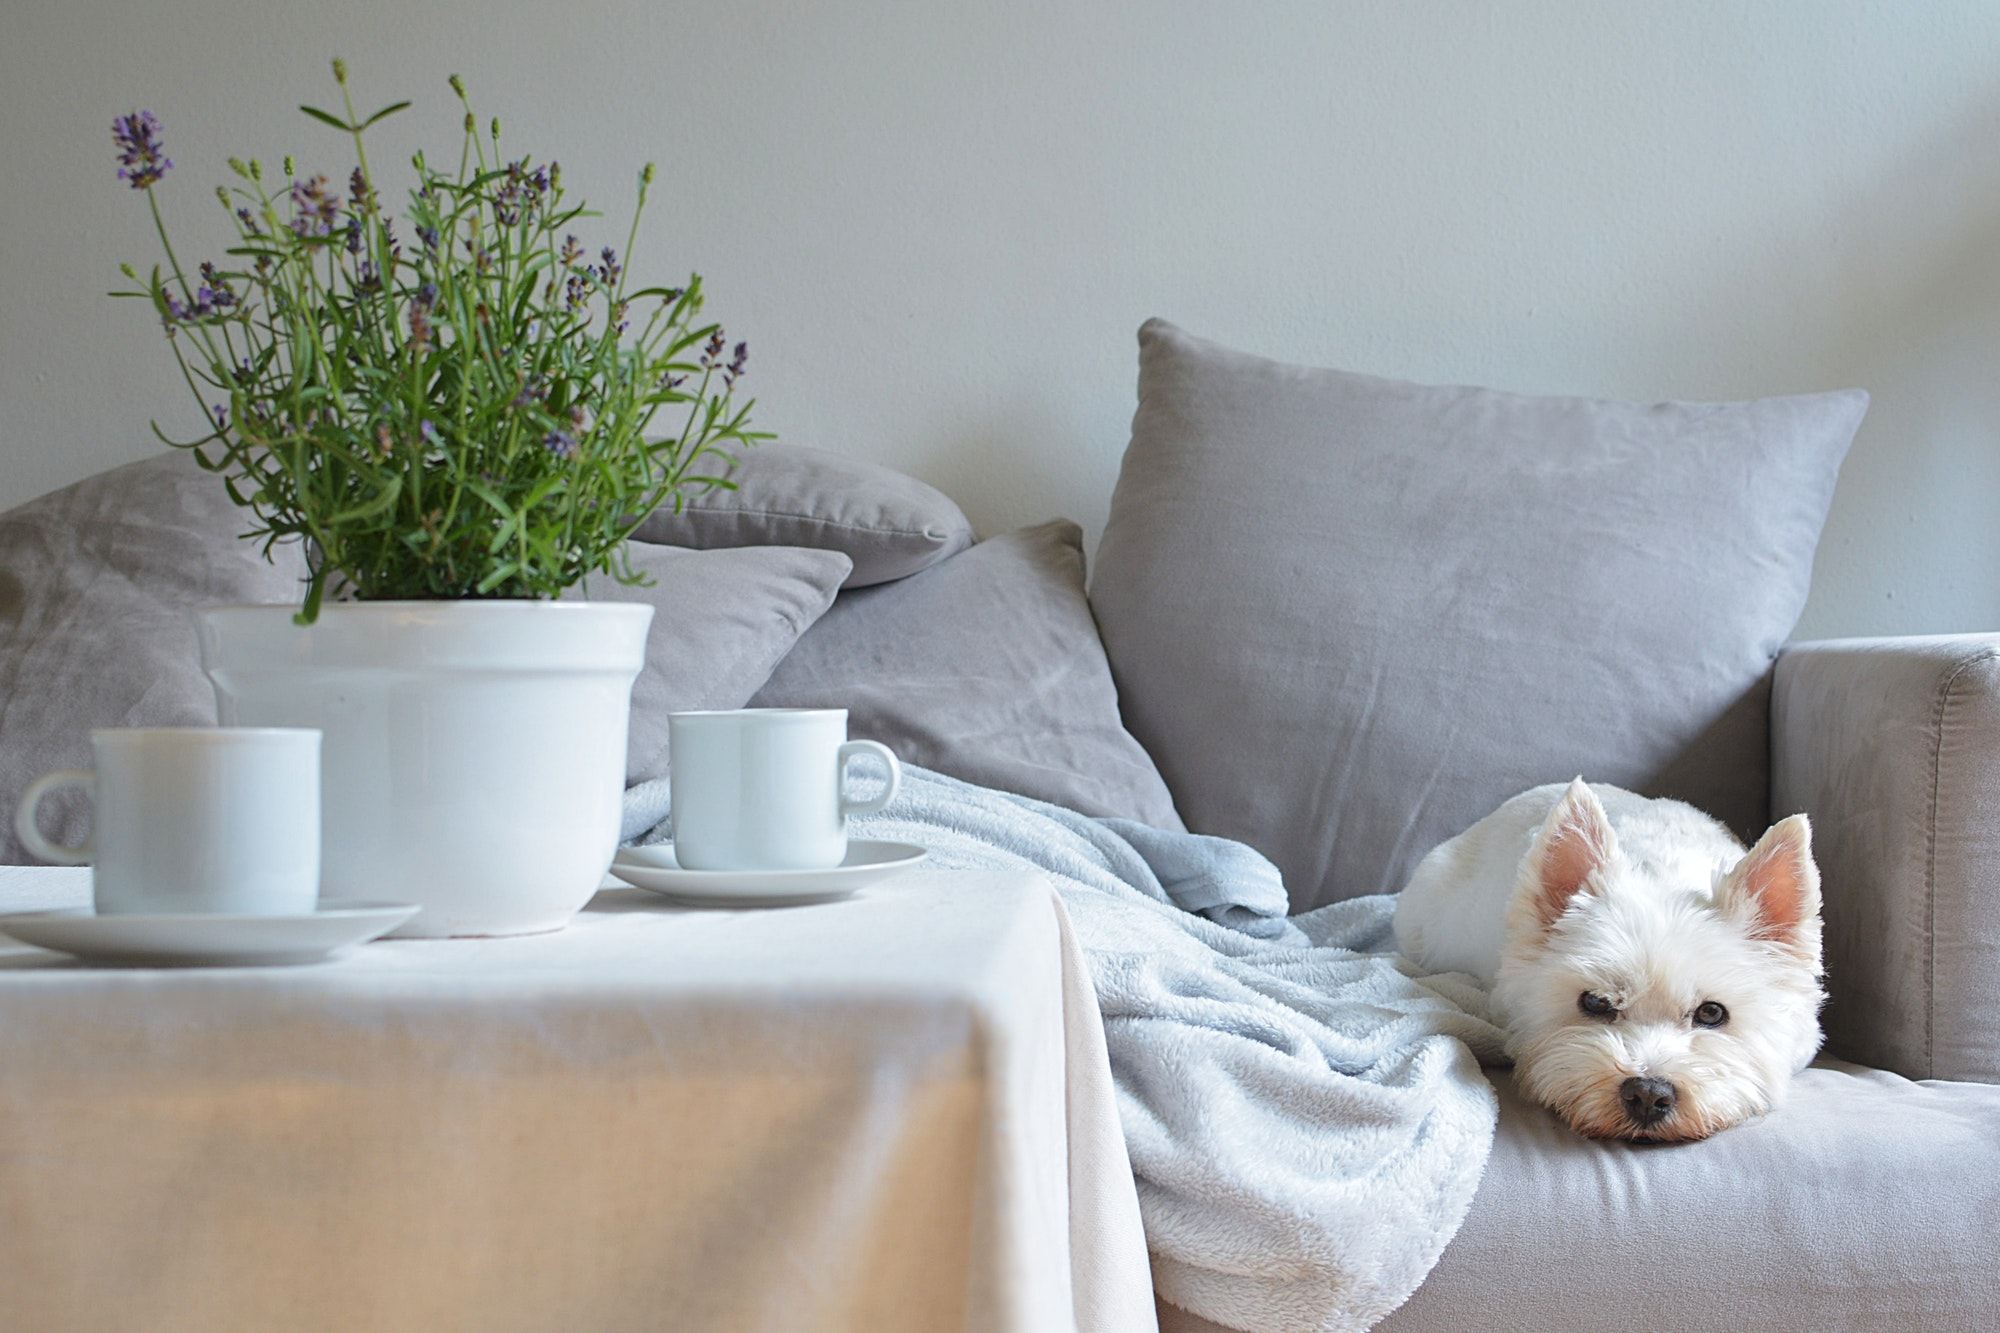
left=1523, top=778, right=1618, bottom=930
left=1718, top=814, right=1822, bottom=956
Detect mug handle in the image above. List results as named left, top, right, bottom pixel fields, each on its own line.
left=15, top=769, right=96, bottom=864
left=836, top=741, right=901, bottom=819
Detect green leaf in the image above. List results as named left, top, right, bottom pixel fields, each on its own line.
left=298, top=104, right=355, bottom=132
left=323, top=476, right=403, bottom=526
left=360, top=101, right=412, bottom=129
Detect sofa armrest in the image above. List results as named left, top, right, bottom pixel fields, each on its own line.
left=1773, top=635, right=2000, bottom=1083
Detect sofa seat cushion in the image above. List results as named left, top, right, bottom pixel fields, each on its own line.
left=1373, top=1061, right=2000, bottom=1331
left=1090, top=319, right=1867, bottom=910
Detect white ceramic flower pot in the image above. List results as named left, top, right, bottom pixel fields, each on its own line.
left=196, top=601, right=652, bottom=937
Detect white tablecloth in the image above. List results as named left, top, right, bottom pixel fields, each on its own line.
left=0, top=866, right=1155, bottom=1332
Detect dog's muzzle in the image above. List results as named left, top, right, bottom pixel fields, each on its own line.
left=1619, top=1076, right=1677, bottom=1130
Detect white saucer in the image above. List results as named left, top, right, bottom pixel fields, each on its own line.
left=0, top=900, right=421, bottom=966
left=609, top=840, right=928, bottom=907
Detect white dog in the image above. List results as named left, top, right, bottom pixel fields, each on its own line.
left=1394, top=779, right=1824, bottom=1142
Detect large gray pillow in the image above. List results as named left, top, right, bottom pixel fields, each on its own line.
left=0, top=451, right=309, bottom=863
left=0, top=452, right=852, bottom=861
left=751, top=521, right=1184, bottom=828
left=631, top=442, right=974, bottom=588
left=1090, top=319, right=1866, bottom=911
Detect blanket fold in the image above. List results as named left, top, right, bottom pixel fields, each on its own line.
left=624, top=767, right=1505, bottom=1333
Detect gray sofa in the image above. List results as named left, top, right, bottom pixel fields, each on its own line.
left=5, top=319, right=1997, bottom=1330
left=1094, top=324, right=2000, bottom=1331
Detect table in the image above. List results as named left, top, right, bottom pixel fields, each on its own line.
left=0, top=866, right=1156, bottom=1332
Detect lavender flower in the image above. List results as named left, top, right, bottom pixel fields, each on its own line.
left=112, top=111, right=172, bottom=189
left=191, top=261, right=238, bottom=316
left=511, top=374, right=547, bottom=408
left=542, top=429, right=577, bottom=459
left=407, top=283, right=437, bottom=350
left=595, top=246, right=621, bottom=288
left=724, top=341, right=748, bottom=387
left=236, top=206, right=262, bottom=236
left=289, top=174, right=339, bottom=238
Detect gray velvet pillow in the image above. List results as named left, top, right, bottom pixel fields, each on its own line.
left=750, top=521, right=1184, bottom=828
left=1090, top=319, right=1866, bottom=912
left=0, top=451, right=309, bottom=864
left=630, top=442, right=974, bottom=588
left=577, top=542, right=851, bottom=783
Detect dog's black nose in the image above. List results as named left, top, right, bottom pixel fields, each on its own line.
left=1619, top=1076, right=1676, bottom=1129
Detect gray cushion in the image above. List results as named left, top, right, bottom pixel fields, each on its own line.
left=0, top=452, right=309, bottom=864
left=1376, top=1064, right=2000, bottom=1331
left=578, top=542, right=851, bottom=783
left=1161, top=1065, right=2000, bottom=1333
left=1090, top=319, right=1866, bottom=911
left=1774, top=635, right=2000, bottom=1084
left=750, top=521, right=1184, bottom=827
left=630, top=443, right=974, bottom=588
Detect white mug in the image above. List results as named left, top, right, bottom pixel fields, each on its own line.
left=14, top=727, right=322, bottom=916
left=668, top=709, right=901, bottom=871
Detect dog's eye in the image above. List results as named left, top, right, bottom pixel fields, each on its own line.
left=1693, top=1001, right=1728, bottom=1028
left=1577, top=992, right=1617, bottom=1018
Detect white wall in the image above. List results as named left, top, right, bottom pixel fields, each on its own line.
left=4, top=1, right=1998, bottom=639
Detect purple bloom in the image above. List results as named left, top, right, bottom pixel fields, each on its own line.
left=210, top=404, right=228, bottom=431
left=407, top=286, right=437, bottom=349
left=112, top=111, right=172, bottom=189
left=235, top=206, right=262, bottom=236
left=595, top=246, right=622, bottom=288
left=724, top=340, right=748, bottom=387
left=542, top=429, right=577, bottom=459
left=197, top=262, right=237, bottom=306
left=288, top=174, right=339, bottom=238
left=511, top=374, right=547, bottom=408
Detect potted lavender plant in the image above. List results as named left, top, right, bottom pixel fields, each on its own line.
left=112, top=63, right=767, bottom=936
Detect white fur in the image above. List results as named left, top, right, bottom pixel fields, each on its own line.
left=1394, top=779, right=1825, bottom=1141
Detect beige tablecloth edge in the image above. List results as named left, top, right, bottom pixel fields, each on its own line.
left=1049, top=887, right=1160, bottom=1333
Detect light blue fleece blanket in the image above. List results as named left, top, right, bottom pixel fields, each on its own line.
left=624, top=767, right=1506, bottom=1333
